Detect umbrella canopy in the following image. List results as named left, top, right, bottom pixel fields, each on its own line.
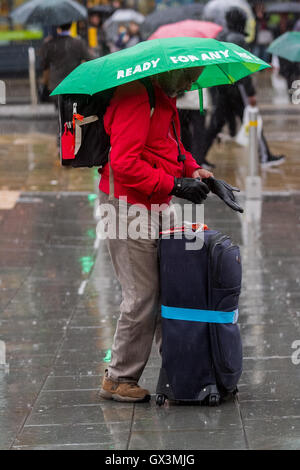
left=266, top=2, right=300, bottom=15
left=140, top=4, right=204, bottom=40
left=10, top=0, right=87, bottom=26
left=267, top=32, right=300, bottom=62
left=148, top=20, right=223, bottom=41
left=51, top=37, right=270, bottom=98
left=88, top=5, right=114, bottom=17
left=104, top=8, right=145, bottom=25
left=103, top=8, right=145, bottom=43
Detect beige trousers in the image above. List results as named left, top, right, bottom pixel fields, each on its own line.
left=99, top=190, right=176, bottom=383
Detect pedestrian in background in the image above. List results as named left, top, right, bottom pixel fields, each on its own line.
left=252, top=1, right=273, bottom=62
left=177, top=88, right=212, bottom=168
left=39, top=23, right=94, bottom=153
left=39, top=22, right=94, bottom=96
left=277, top=20, right=300, bottom=100
left=115, top=21, right=142, bottom=49
left=200, top=7, right=285, bottom=168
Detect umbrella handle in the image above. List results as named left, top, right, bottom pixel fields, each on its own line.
left=198, top=87, right=205, bottom=116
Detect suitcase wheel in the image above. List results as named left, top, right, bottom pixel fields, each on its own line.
left=156, top=394, right=167, bottom=406
left=208, top=393, right=220, bottom=407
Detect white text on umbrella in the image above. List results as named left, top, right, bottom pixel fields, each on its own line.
left=117, top=59, right=161, bottom=79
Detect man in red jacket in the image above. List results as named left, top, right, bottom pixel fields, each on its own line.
left=99, top=67, right=213, bottom=403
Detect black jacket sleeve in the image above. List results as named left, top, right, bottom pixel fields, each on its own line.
left=218, top=30, right=256, bottom=97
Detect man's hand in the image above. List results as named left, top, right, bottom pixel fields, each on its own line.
left=202, top=177, right=244, bottom=213
left=192, top=168, right=214, bottom=180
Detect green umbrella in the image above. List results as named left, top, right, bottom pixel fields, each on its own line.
left=267, top=32, right=300, bottom=63
left=51, top=37, right=270, bottom=110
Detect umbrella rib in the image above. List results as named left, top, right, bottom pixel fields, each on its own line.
left=216, top=63, right=235, bottom=85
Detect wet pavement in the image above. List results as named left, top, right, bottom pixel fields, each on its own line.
left=0, top=191, right=299, bottom=450
left=0, top=70, right=300, bottom=450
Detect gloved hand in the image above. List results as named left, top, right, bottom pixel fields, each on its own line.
left=202, top=177, right=244, bottom=213
left=170, top=177, right=210, bottom=204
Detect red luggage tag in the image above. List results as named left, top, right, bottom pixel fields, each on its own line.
left=61, top=123, right=75, bottom=160
left=160, top=224, right=209, bottom=236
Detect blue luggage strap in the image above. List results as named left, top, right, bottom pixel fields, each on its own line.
left=161, top=305, right=239, bottom=324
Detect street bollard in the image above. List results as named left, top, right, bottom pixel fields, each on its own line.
left=246, top=106, right=262, bottom=200
left=0, top=80, right=6, bottom=104
left=28, top=47, right=38, bottom=106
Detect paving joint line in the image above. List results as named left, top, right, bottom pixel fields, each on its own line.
left=126, top=403, right=136, bottom=450
left=236, top=395, right=250, bottom=450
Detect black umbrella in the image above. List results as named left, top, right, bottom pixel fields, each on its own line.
left=266, top=2, right=300, bottom=15
left=88, top=5, right=114, bottom=17
left=140, top=3, right=204, bottom=40
left=10, top=0, right=87, bottom=26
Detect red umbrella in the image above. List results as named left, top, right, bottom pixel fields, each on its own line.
left=148, top=19, right=223, bottom=40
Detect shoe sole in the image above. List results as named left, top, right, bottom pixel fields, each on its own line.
left=98, top=389, right=151, bottom=403
left=261, top=159, right=285, bottom=168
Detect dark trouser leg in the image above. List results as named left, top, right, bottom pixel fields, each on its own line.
left=189, top=110, right=206, bottom=162
left=178, top=109, right=193, bottom=153
left=199, top=105, right=227, bottom=162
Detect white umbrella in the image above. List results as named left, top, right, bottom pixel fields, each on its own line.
left=103, top=9, right=145, bottom=43
left=203, top=0, right=255, bottom=41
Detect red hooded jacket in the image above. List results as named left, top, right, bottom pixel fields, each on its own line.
left=99, top=80, right=201, bottom=210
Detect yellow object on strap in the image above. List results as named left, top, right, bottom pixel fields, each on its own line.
left=249, top=120, right=258, bottom=127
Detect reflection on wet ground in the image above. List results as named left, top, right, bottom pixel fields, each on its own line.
left=0, top=70, right=300, bottom=450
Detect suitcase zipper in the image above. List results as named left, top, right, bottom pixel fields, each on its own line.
left=216, top=244, right=240, bottom=287
left=209, top=235, right=231, bottom=287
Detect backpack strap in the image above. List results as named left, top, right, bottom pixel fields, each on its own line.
left=139, top=78, right=155, bottom=117
left=74, top=115, right=99, bottom=155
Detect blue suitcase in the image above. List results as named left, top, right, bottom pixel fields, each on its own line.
left=156, top=227, right=243, bottom=406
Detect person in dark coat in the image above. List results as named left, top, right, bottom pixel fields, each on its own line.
left=39, top=23, right=94, bottom=94
left=199, top=7, right=285, bottom=168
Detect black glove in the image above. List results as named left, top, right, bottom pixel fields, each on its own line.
left=170, top=177, right=210, bottom=204
left=202, top=177, right=244, bottom=213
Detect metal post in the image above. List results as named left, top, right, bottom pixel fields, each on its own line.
left=0, top=80, right=6, bottom=104
left=28, top=47, right=38, bottom=106
left=249, top=107, right=258, bottom=177
left=246, top=106, right=262, bottom=200
left=0, top=340, right=9, bottom=372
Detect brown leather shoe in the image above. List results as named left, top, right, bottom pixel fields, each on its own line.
left=99, top=374, right=151, bottom=403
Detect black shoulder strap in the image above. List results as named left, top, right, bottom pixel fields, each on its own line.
left=172, top=121, right=186, bottom=163
left=139, top=78, right=155, bottom=112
